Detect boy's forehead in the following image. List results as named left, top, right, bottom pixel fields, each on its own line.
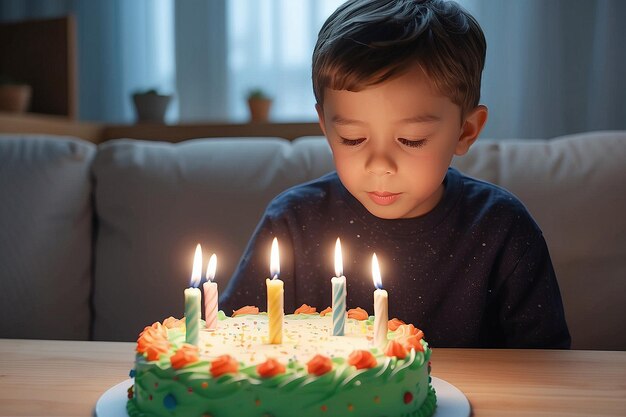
left=321, top=72, right=458, bottom=121
left=322, top=64, right=451, bottom=106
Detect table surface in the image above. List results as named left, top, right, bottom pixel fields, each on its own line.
left=0, top=339, right=625, bottom=417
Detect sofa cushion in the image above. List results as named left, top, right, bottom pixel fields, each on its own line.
left=91, top=137, right=334, bottom=341
left=0, top=134, right=95, bottom=340
left=495, top=131, right=626, bottom=350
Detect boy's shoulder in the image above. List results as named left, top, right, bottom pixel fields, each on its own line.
left=451, top=168, right=541, bottom=234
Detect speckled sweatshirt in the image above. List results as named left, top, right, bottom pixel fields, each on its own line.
left=220, top=168, right=571, bottom=348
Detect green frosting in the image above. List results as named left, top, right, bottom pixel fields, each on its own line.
left=128, top=316, right=436, bottom=417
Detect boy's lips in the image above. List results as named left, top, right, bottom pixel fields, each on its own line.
left=367, top=191, right=401, bottom=206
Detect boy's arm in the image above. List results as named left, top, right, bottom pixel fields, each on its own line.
left=496, top=233, right=571, bottom=349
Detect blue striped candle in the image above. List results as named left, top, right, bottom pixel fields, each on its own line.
left=331, top=275, right=346, bottom=336
left=331, top=238, right=346, bottom=336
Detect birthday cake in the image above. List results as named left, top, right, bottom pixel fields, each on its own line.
left=127, top=306, right=436, bottom=417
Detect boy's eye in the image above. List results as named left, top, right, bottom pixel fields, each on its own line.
left=340, top=137, right=366, bottom=146
left=398, top=138, right=427, bottom=148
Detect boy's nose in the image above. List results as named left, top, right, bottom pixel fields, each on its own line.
left=366, top=153, right=397, bottom=176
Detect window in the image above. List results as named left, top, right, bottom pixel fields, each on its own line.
left=226, top=0, right=344, bottom=122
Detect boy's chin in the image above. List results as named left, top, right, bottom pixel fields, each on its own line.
left=361, top=202, right=407, bottom=220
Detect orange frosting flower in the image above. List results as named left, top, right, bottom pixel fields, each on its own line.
left=399, top=334, right=425, bottom=352
left=388, top=318, right=406, bottom=331
left=319, top=306, right=332, bottom=317
left=395, top=324, right=424, bottom=339
left=137, top=322, right=169, bottom=357
left=384, top=340, right=408, bottom=359
left=232, top=305, right=259, bottom=317
left=257, top=358, right=286, bottom=378
left=306, top=354, right=333, bottom=376
left=145, top=339, right=170, bottom=361
left=210, top=354, right=239, bottom=377
left=394, top=324, right=425, bottom=352
left=170, top=344, right=200, bottom=369
left=162, top=316, right=184, bottom=329
left=294, top=304, right=317, bottom=314
left=347, top=307, right=369, bottom=320
left=347, top=350, right=377, bottom=369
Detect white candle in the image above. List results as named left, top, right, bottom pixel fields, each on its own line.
left=203, top=253, right=218, bottom=330
left=267, top=237, right=284, bottom=344
left=331, top=237, right=346, bottom=336
left=185, top=244, right=203, bottom=346
left=372, top=253, right=389, bottom=347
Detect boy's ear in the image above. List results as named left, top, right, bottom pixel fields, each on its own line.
left=455, top=105, right=488, bottom=155
left=315, top=103, right=327, bottom=137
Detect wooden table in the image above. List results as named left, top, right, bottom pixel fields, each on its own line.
left=0, top=339, right=625, bottom=416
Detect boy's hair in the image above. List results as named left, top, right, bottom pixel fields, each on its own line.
left=312, top=0, right=486, bottom=115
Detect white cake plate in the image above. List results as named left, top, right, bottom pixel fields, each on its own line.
left=95, top=376, right=470, bottom=417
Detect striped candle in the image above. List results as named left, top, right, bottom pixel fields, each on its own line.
left=331, top=238, right=346, bottom=336
left=185, top=287, right=201, bottom=345
left=203, top=253, right=218, bottom=330
left=185, top=244, right=203, bottom=346
left=331, top=276, right=346, bottom=336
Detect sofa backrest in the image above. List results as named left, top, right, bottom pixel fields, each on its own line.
left=2, top=131, right=625, bottom=350
left=0, top=134, right=95, bottom=340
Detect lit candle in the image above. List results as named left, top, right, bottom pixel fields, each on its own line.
left=266, top=237, right=284, bottom=344
left=203, top=253, right=218, bottom=330
left=372, top=253, right=389, bottom=347
left=331, top=237, right=346, bottom=336
left=185, top=244, right=202, bottom=346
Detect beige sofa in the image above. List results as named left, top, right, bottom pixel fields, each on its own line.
left=0, top=131, right=624, bottom=350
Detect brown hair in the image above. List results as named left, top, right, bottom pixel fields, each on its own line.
left=312, top=0, right=486, bottom=115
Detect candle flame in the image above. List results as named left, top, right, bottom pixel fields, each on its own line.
left=270, top=237, right=280, bottom=279
left=206, top=253, right=217, bottom=282
left=372, top=253, right=383, bottom=290
left=190, top=244, right=202, bottom=288
left=334, top=237, right=343, bottom=277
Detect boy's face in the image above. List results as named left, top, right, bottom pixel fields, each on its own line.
left=317, top=64, right=487, bottom=219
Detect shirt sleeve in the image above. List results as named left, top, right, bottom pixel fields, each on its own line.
left=495, top=233, right=571, bottom=348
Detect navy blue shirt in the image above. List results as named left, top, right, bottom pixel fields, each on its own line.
left=221, top=168, right=571, bottom=348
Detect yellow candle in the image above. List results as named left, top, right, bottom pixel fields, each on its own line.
left=372, top=253, right=389, bottom=347
left=267, top=237, right=284, bottom=344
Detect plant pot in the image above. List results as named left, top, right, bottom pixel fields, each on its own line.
left=0, top=84, right=32, bottom=113
left=247, top=98, right=272, bottom=123
left=132, top=93, right=171, bottom=123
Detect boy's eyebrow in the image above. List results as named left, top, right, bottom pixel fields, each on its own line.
left=331, top=115, right=366, bottom=126
left=400, top=114, right=441, bottom=123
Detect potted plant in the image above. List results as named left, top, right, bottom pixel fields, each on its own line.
left=132, top=88, right=172, bottom=123
left=0, top=74, right=32, bottom=113
left=246, top=88, right=273, bottom=123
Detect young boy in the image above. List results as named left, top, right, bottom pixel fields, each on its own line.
left=221, top=0, right=570, bottom=348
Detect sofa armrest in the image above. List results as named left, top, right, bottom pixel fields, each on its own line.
left=0, top=134, right=95, bottom=340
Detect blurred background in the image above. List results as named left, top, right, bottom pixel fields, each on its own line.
left=0, top=0, right=625, bottom=139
